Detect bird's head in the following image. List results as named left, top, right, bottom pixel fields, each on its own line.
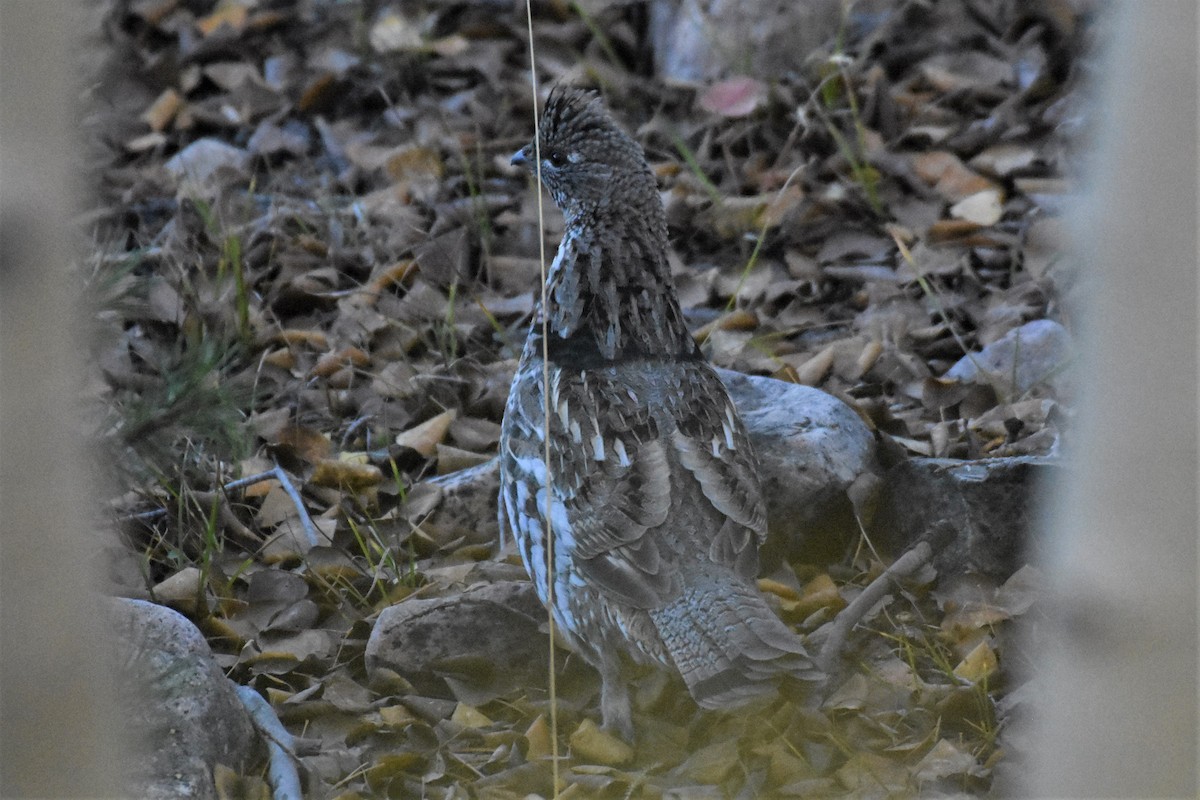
left=511, top=87, right=656, bottom=220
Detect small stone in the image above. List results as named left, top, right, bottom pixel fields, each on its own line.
left=163, top=137, right=250, bottom=195
left=945, top=319, right=1072, bottom=398
left=365, top=581, right=549, bottom=699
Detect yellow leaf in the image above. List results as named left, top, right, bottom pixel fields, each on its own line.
left=385, top=146, right=444, bottom=184
left=693, top=309, right=759, bottom=342
left=785, top=573, right=846, bottom=620
left=195, top=2, right=248, bottom=36
left=757, top=577, right=800, bottom=601
left=450, top=703, right=492, bottom=728
left=142, top=88, right=183, bottom=132
left=953, top=640, right=999, bottom=683
left=524, top=714, right=553, bottom=760
left=310, top=459, right=383, bottom=491
left=379, top=704, right=417, bottom=727
left=274, top=328, right=329, bottom=349
left=569, top=718, right=633, bottom=766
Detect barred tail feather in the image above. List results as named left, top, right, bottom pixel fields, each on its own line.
left=649, top=579, right=820, bottom=709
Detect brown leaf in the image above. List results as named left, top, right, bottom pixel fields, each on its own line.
left=274, top=425, right=332, bottom=464
left=794, top=345, right=835, bottom=386
left=257, top=485, right=301, bottom=528
left=385, top=145, right=444, bottom=184
left=693, top=309, right=758, bottom=342
left=297, top=73, right=337, bottom=113
left=395, top=409, right=456, bottom=457
left=309, top=458, right=383, bottom=491
left=141, top=88, right=183, bottom=132
left=312, top=347, right=370, bottom=378
left=912, top=151, right=1000, bottom=201
left=130, top=0, right=178, bottom=26
left=274, top=329, right=329, bottom=349
left=195, top=3, right=249, bottom=37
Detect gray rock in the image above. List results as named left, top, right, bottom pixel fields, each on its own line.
left=365, top=580, right=550, bottom=704
left=869, top=456, right=1060, bottom=578
left=648, top=0, right=841, bottom=83
left=716, top=369, right=877, bottom=564
left=164, top=138, right=251, bottom=197
left=410, top=371, right=877, bottom=561
left=111, top=598, right=261, bottom=799
left=402, top=458, right=500, bottom=549
left=945, top=319, right=1072, bottom=398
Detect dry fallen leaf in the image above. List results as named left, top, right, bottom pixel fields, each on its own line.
left=698, top=76, right=766, bottom=118
left=569, top=719, right=633, bottom=766
left=395, top=409, right=456, bottom=457
left=195, top=2, right=249, bottom=37
left=912, top=151, right=1000, bottom=201
left=950, top=189, right=1004, bottom=226
left=953, top=640, right=999, bottom=683
left=309, top=458, right=383, bottom=491
left=141, top=88, right=183, bottom=132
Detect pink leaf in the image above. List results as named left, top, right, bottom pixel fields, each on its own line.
left=698, top=77, right=765, bottom=118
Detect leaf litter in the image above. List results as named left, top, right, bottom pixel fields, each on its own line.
left=88, top=0, right=1098, bottom=795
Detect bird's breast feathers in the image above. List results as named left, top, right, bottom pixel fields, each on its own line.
left=500, top=354, right=767, bottom=607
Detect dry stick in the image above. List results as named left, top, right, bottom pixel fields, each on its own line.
left=188, top=490, right=261, bottom=548
left=234, top=684, right=303, bottom=800
left=122, top=468, right=318, bottom=553
left=126, top=469, right=279, bottom=524
left=815, top=540, right=934, bottom=676
left=272, top=464, right=320, bottom=549
left=521, top=2, right=561, bottom=791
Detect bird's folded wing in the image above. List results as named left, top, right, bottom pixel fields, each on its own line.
left=564, top=365, right=768, bottom=606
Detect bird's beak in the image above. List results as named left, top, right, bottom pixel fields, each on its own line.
left=511, top=146, right=531, bottom=167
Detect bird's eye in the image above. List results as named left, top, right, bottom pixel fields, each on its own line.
left=547, top=149, right=568, bottom=167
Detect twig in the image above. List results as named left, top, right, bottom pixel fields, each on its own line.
left=120, top=469, right=279, bottom=525
left=815, top=540, right=933, bottom=675
left=271, top=464, right=320, bottom=548
left=220, top=469, right=277, bottom=493
left=233, top=684, right=303, bottom=800
left=189, top=490, right=261, bottom=548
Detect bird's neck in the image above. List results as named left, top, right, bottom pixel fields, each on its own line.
left=537, top=210, right=697, bottom=364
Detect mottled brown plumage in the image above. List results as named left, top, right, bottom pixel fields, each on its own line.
left=500, top=88, right=817, bottom=739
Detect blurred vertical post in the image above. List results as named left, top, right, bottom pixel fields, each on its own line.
left=0, top=3, right=122, bottom=796
left=1023, top=2, right=1198, bottom=796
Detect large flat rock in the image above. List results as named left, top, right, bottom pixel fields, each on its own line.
left=401, top=370, right=877, bottom=563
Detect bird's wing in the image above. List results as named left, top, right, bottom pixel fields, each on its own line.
left=670, top=364, right=767, bottom=577
left=559, top=361, right=768, bottom=607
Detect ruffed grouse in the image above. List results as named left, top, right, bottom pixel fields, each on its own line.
left=500, top=88, right=817, bottom=739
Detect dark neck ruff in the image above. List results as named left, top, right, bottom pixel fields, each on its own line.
left=538, top=203, right=696, bottom=365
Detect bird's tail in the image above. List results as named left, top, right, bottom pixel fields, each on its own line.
left=649, top=577, right=820, bottom=709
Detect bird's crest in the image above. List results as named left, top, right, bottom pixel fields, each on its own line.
left=539, top=86, right=620, bottom=149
